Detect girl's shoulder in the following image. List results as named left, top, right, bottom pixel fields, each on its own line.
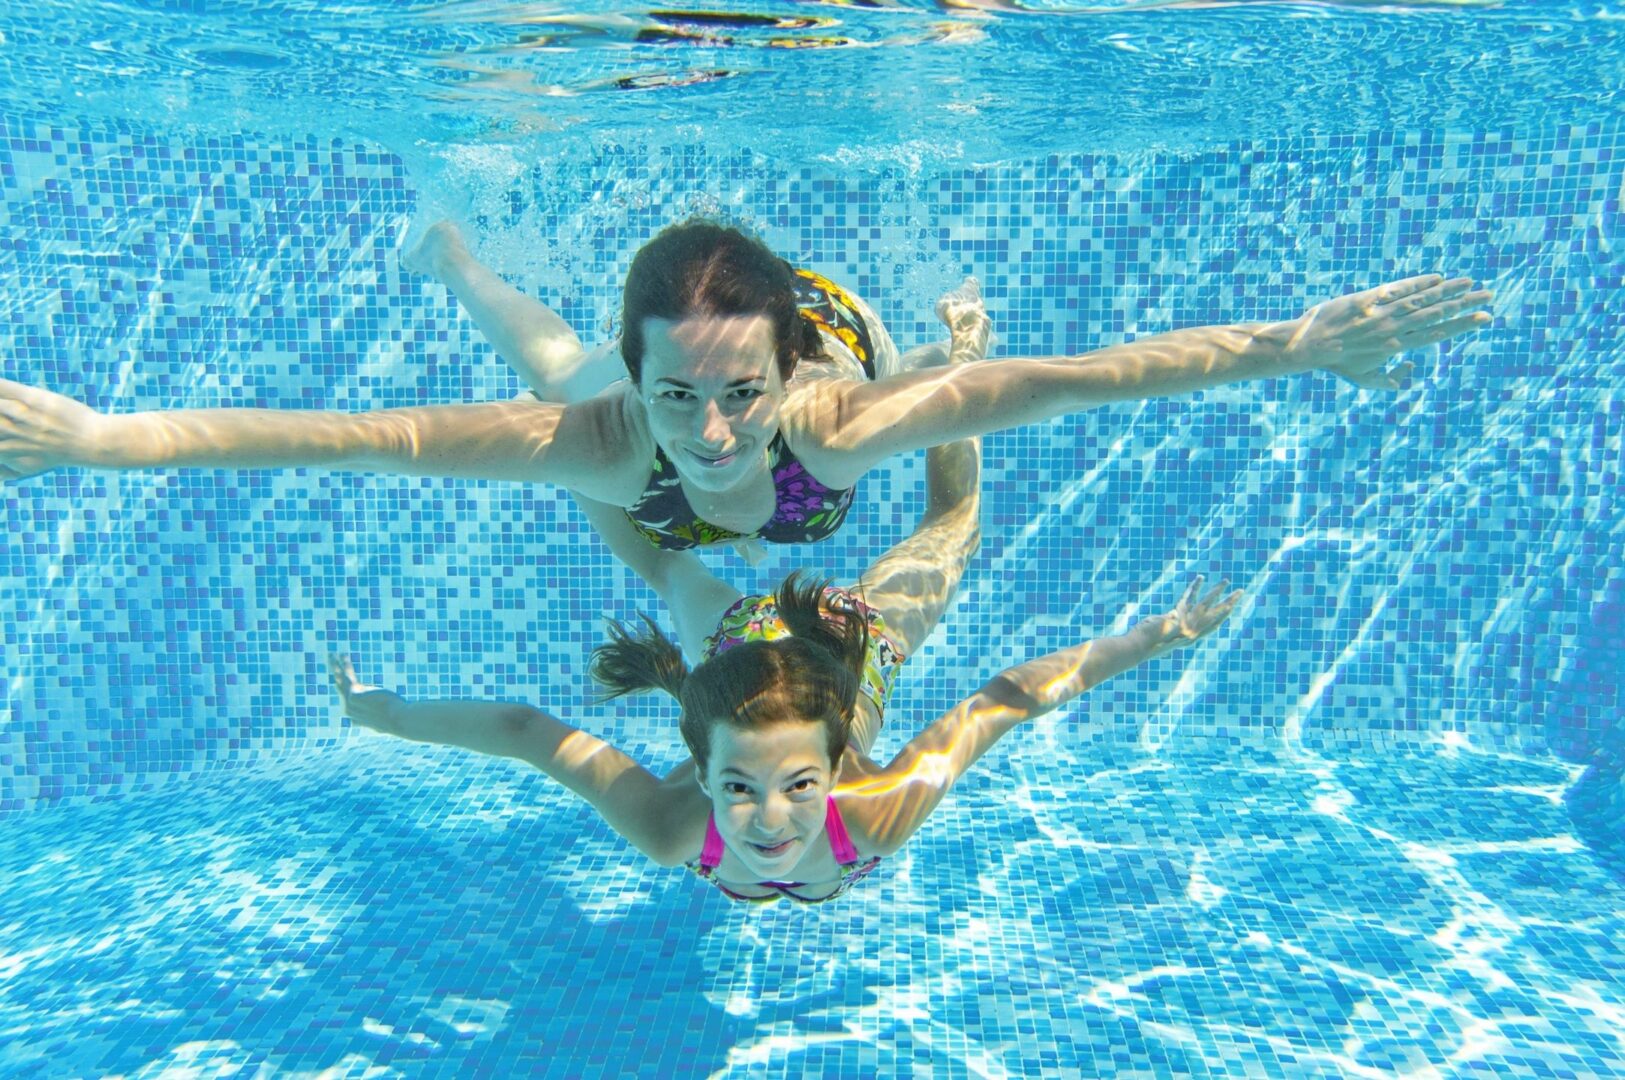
left=650, top=762, right=715, bottom=867
left=830, top=752, right=901, bottom=860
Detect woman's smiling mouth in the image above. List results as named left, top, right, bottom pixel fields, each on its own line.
left=688, top=447, right=740, bottom=468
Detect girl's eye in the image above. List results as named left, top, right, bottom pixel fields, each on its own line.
left=790, top=779, right=817, bottom=792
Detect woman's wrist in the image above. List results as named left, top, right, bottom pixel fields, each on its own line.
left=87, top=412, right=140, bottom=468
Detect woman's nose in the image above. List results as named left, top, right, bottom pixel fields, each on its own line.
left=697, top=399, right=731, bottom=446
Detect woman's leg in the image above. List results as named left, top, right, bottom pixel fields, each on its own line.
left=405, top=220, right=624, bottom=403
left=853, top=435, right=981, bottom=661
left=895, top=277, right=990, bottom=372
left=843, top=285, right=989, bottom=751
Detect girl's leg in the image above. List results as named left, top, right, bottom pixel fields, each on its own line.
left=405, top=220, right=624, bottom=404
left=845, top=435, right=980, bottom=755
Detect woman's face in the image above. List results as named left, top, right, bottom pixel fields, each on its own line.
left=638, top=314, right=786, bottom=494
left=699, top=720, right=833, bottom=878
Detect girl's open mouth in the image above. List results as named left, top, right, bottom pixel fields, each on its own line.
left=751, top=838, right=794, bottom=856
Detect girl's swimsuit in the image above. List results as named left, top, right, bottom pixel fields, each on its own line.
left=684, top=585, right=905, bottom=904
left=686, top=796, right=883, bottom=904
left=624, top=267, right=885, bottom=551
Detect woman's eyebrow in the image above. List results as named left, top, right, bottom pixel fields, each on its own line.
left=652, top=375, right=766, bottom=389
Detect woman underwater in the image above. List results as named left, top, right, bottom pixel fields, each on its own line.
left=0, top=218, right=1489, bottom=653
left=329, top=420, right=1240, bottom=903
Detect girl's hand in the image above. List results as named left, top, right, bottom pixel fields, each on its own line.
left=1278, top=275, right=1493, bottom=389
left=327, top=654, right=407, bottom=734
left=0, top=378, right=114, bottom=481
left=1144, top=576, right=1242, bottom=657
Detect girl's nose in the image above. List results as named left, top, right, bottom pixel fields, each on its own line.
left=754, top=794, right=790, bottom=831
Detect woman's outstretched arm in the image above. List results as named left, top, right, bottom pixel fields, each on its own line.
left=0, top=376, right=641, bottom=496
left=792, top=274, right=1493, bottom=484
left=327, top=655, right=688, bottom=864
left=850, top=577, right=1241, bottom=855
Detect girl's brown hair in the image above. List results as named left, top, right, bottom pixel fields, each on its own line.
left=590, top=572, right=869, bottom=776
left=619, top=219, right=826, bottom=384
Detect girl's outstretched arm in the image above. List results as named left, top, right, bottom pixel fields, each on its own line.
left=327, top=655, right=688, bottom=865
left=850, top=577, right=1241, bottom=855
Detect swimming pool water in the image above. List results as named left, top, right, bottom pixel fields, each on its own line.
left=1, top=2, right=1621, bottom=1076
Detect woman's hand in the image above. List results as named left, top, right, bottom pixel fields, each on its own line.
left=0, top=378, right=114, bottom=481
left=1276, top=275, right=1493, bottom=389
left=327, top=654, right=408, bottom=735
left=1143, top=576, right=1242, bottom=658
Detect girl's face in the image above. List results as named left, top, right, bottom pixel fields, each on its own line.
left=638, top=314, right=787, bottom=495
left=698, top=720, right=833, bottom=878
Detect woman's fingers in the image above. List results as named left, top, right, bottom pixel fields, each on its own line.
left=1366, top=274, right=1445, bottom=306
left=1399, top=312, right=1494, bottom=348
left=1393, top=288, right=1493, bottom=331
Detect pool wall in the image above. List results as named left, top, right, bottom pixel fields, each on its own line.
left=1, top=111, right=1619, bottom=816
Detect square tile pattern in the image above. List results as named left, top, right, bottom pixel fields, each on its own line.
left=0, top=113, right=1620, bottom=1076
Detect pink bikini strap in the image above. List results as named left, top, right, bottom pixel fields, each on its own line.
left=702, top=798, right=860, bottom=869
left=700, top=813, right=726, bottom=869
left=824, top=797, right=860, bottom=864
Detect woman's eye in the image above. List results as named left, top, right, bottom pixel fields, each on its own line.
left=659, top=389, right=693, bottom=402
left=731, top=387, right=764, bottom=401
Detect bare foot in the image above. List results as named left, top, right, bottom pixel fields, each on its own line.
left=936, top=276, right=991, bottom=364
left=327, top=654, right=406, bottom=732
left=400, top=219, right=469, bottom=278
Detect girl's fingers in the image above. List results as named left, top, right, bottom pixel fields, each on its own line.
left=1180, top=575, right=1204, bottom=609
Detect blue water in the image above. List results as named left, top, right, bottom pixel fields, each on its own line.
left=1, top=2, right=1622, bottom=1076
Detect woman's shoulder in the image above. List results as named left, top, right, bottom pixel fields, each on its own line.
left=777, top=375, right=872, bottom=487
left=551, top=383, right=659, bottom=501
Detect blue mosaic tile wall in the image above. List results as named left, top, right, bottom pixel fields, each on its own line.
left=0, top=112, right=1619, bottom=815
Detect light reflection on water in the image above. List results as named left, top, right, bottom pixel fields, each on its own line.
left=0, top=738, right=1616, bottom=1075
left=0, top=1, right=1618, bottom=162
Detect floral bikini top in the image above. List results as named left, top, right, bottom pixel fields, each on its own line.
left=624, top=267, right=879, bottom=552
left=685, top=796, right=883, bottom=905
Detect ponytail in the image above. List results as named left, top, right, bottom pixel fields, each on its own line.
left=774, top=571, right=869, bottom=715
left=590, top=576, right=873, bottom=777
left=589, top=613, right=688, bottom=702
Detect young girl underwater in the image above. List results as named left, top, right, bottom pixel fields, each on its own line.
left=328, top=423, right=1240, bottom=904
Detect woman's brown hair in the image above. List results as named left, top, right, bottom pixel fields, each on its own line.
left=619, top=219, right=826, bottom=384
